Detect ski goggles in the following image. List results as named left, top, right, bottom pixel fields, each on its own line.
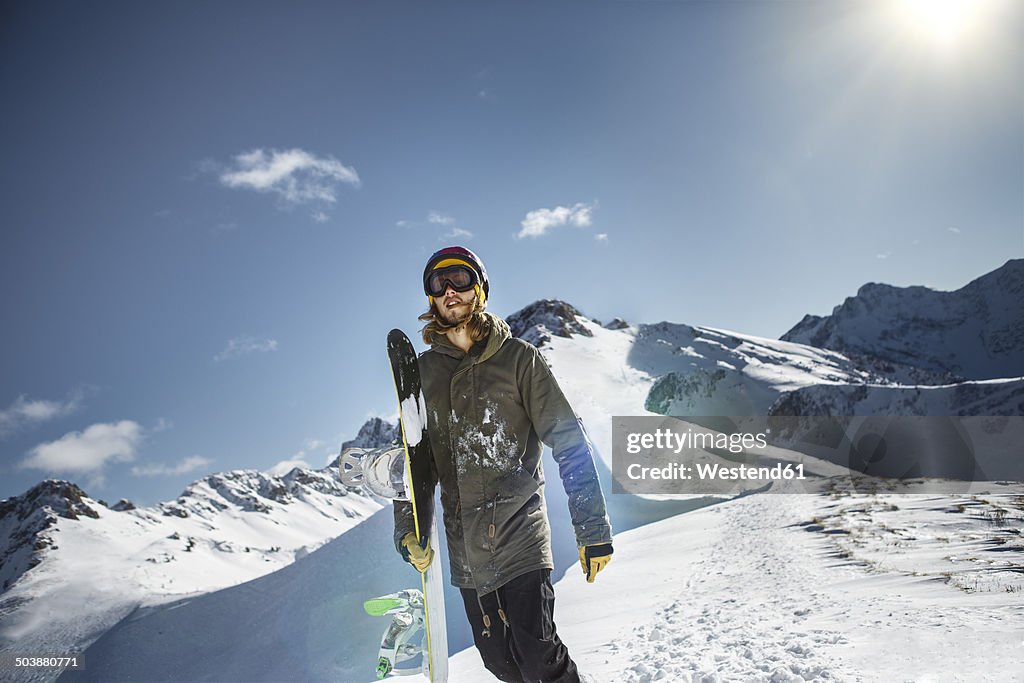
left=424, top=264, right=479, bottom=297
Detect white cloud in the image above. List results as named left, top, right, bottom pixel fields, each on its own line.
left=444, top=227, right=474, bottom=240
left=132, top=455, right=213, bottom=477
left=428, top=211, right=455, bottom=226
left=595, top=233, right=609, bottom=243
left=311, top=211, right=329, bottom=223
left=214, top=335, right=279, bottom=362
left=517, top=202, right=596, bottom=239
left=218, top=148, right=360, bottom=207
left=876, top=251, right=892, bottom=259
left=20, top=420, right=143, bottom=474
left=948, top=227, right=961, bottom=234
left=397, top=212, right=472, bottom=239
left=0, top=390, right=84, bottom=438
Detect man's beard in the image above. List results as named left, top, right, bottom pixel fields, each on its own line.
left=437, top=299, right=474, bottom=327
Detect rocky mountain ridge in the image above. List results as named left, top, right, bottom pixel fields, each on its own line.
left=501, top=261, right=1022, bottom=420
left=781, top=259, right=1024, bottom=381
left=507, top=299, right=595, bottom=346
left=0, top=460, right=378, bottom=597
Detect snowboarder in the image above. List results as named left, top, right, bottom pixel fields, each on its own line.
left=393, top=245, right=614, bottom=683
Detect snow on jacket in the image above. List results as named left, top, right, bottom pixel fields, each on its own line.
left=393, top=311, right=612, bottom=594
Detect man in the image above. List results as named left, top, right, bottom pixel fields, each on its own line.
left=393, top=245, right=614, bottom=683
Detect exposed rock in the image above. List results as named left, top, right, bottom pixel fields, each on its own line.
left=604, top=317, right=631, bottom=330
left=507, top=299, right=594, bottom=347
left=339, top=417, right=399, bottom=453
left=0, top=480, right=103, bottom=593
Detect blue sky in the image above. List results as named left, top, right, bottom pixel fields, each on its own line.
left=1, top=1, right=1021, bottom=505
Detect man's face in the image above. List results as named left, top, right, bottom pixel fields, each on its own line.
left=435, top=285, right=476, bottom=326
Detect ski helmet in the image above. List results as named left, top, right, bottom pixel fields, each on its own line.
left=422, top=246, right=489, bottom=303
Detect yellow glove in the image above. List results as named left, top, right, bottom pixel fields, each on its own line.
left=400, top=532, right=434, bottom=573
left=579, top=543, right=613, bottom=583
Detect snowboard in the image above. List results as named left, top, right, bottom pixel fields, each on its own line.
left=386, top=328, right=448, bottom=683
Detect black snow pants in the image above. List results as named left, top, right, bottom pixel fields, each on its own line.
left=459, top=569, right=581, bottom=683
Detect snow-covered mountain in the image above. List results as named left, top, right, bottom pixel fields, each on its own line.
left=0, top=461, right=381, bottom=671
left=509, top=300, right=881, bottom=420
left=507, top=298, right=597, bottom=346
left=510, top=296, right=1020, bottom=426
left=511, top=302, right=950, bottom=420
left=340, top=416, right=399, bottom=451
left=0, top=481, right=100, bottom=594
left=511, top=286, right=1023, bottom=485
left=4, top=262, right=1023, bottom=682
left=53, top=480, right=1024, bottom=683
left=517, top=262, right=1021, bottom=423
left=781, top=258, right=1024, bottom=381
left=633, top=321, right=886, bottom=417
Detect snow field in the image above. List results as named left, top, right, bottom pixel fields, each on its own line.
left=807, top=483, right=1024, bottom=596
left=451, top=486, right=1024, bottom=682
left=539, top=320, right=658, bottom=474
left=553, top=494, right=857, bottom=683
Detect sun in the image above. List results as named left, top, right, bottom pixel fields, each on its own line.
left=894, top=0, right=997, bottom=49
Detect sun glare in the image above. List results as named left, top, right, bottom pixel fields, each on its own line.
left=895, top=0, right=994, bottom=49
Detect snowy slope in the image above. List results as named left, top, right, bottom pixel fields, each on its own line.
left=526, top=311, right=657, bottom=474
left=509, top=300, right=882, bottom=451
left=782, top=259, right=1024, bottom=381
left=56, top=478, right=1024, bottom=683
left=0, top=462, right=381, bottom=674
left=450, top=482, right=1024, bottom=683
left=630, top=321, right=886, bottom=418
left=52, top=449, right=718, bottom=683
left=55, top=508, right=406, bottom=683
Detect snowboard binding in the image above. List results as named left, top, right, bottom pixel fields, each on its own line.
left=339, top=446, right=410, bottom=501
left=363, top=589, right=427, bottom=678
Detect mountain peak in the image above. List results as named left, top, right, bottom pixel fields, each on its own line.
left=338, top=417, right=399, bottom=457
left=507, top=299, right=595, bottom=346
left=0, top=480, right=105, bottom=592
left=0, top=479, right=101, bottom=523
left=780, top=259, right=1024, bottom=381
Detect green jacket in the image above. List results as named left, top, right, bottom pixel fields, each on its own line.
left=394, top=312, right=612, bottom=594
